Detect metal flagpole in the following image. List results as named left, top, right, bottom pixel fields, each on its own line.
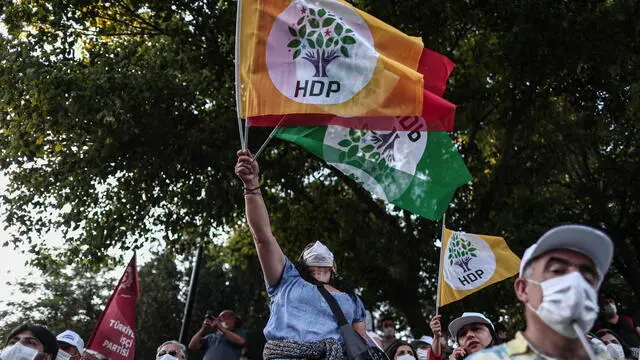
left=234, top=0, right=246, bottom=149
left=179, top=246, right=204, bottom=344
left=253, top=115, right=287, bottom=161
left=435, top=213, right=447, bottom=316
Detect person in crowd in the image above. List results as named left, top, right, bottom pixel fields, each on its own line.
left=428, top=313, right=495, bottom=360
left=56, top=330, right=84, bottom=360
left=189, top=310, right=246, bottom=360
left=385, top=340, right=416, bottom=360
left=467, top=225, right=615, bottom=360
left=156, top=340, right=187, bottom=360
left=593, top=296, right=640, bottom=350
left=491, top=324, right=507, bottom=346
left=411, top=336, right=433, bottom=360
left=235, top=150, right=366, bottom=360
left=79, top=350, right=107, bottom=360
left=2, top=323, right=58, bottom=360
left=381, top=318, right=398, bottom=350
left=596, top=329, right=632, bottom=360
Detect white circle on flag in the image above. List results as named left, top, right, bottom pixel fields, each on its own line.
left=266, top=0, right=378, bottom=104
left=444, top=232, right=496, bottom=291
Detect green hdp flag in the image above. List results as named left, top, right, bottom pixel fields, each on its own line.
left=274, top=123, right=472, bottom=220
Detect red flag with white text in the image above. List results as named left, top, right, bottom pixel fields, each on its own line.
left=87, top=255, right=139, bottom=360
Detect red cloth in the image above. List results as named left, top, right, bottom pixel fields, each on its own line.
left=86, top=256, right=140, bottom=360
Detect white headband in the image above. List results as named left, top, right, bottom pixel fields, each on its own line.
left=302, top=241, right=335, bottom=267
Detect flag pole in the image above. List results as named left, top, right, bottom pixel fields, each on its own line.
left=435, top=212, right=446, bottom=316
left=253, top=115, right=287, bottom=161
left=234, top=0, right=246, bottom=149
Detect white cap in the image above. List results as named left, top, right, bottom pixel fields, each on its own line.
left=519, top=225, right=613, bottom=286
left=301, top=241, right=335, bottom=267
left=412, top=335, right=433, bottom=346
left=56, top=330, right=84, bottom=353
left=448, top=312, right=494, bottom=340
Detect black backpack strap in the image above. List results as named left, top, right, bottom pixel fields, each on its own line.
left=317, top=285, right=349, bottom=326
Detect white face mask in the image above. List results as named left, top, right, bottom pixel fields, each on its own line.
left=606, top=343, right=625, bottom=360
left=156, top=354, right=178, bottom=360
left=603, top=303, right=617, bottom=316
left=1, top=343, right=40, bottom=360
left=56, top=350, right=72, bottom=360
left=302, top=241, right=334, bottom=267
left=382, top=328, right=395, bottom=337
left=396, top=354, right=415, bottom=360
left=526, top=272, right=599, bottom=338
left=416, top=349, right=428, bottom=360
left=157, top=354, right=178, bottom=360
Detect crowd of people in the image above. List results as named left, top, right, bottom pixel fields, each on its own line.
left=0, top=151, right=637, bottom=360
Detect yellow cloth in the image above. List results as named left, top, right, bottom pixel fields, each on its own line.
left=239, top=0, right=424, bottom=118
left=438, top=228, right=520, bottom=306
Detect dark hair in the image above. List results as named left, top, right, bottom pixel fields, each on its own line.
left=596, top=328, right=632, bottom=358
left=385, top=340, right=414, bottom=360
left=7, top=323, right=58, bottom=358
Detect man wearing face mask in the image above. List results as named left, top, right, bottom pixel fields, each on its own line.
left=156, top=341, right=187, bottom=360
left=55, top=331, right=84, bottom=360
left=188, top=310, right=246, bottom=360
left=593, top=296, right=640, bottom=352
left=2, top=323, right=58, bottom=360
left=467, top=225, right=615, bottom=360
left=381, top=318, right=398, bottom=350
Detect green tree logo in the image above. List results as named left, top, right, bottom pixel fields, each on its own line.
left=287, top=6, right=357, bottom=77
left=448, top=233, right=478, bottom=273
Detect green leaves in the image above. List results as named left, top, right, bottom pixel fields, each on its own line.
left=287, top=39, right=301, bottom=48
left=323, top=17, right=336, bottom=28
left=341, top=36, right=356, bottom=45
left=334, top=23, right=344, bottom=36
left=299, top=25, right=307, bottom=38
left=309, top=18, right=320, bottom=29
left=338, top=139, right=352, bottom=147
left=293, top=48, right=301, bottom=60
left=316, top=33, right=324, bottom=48
left=288, top=26, right=297, bottom=37
left=341, top=45, right=350, bottom=57
left=318, top=8, right=327, bottom=17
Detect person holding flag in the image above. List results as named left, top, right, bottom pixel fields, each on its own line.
left=235, top=150, right=367, bottom=360
left=428, top=313, right=495, bottom=360
left=467, top=225, right=615, bottom=360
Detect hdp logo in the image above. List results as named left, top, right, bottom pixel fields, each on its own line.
left=287, top=7, right=357, bottom=78
left=266, top=0, right=379, bottom=104
left=444, top=232, right=497, bottom=291
left=448, top=233, right=478, bottom=273
left=322, top=125, right=428, bottom=202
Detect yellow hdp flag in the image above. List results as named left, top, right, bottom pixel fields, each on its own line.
left=438, top=228, right=521, bottom=307
left=239, top=0, right=425, bottom=118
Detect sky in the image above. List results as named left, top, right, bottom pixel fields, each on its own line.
left=0, top=173, right=157, bottom=306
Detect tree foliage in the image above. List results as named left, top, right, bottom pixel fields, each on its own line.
left=1, top=0, right=638, bottom=337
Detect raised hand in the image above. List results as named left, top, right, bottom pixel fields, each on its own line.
left=235, top=149, right=260, bottom=188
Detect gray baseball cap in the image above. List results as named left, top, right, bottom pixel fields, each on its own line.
left=519, top=225, right=613, bottom=286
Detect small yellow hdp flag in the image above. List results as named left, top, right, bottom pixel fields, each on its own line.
left=438, top=228, right=520, bottom=307
left=239, top=0, right=425, bottom=118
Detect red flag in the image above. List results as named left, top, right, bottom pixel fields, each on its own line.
left=248, top=48, right=456, bottom=132
left=87, top=255, right=139, bottom=360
